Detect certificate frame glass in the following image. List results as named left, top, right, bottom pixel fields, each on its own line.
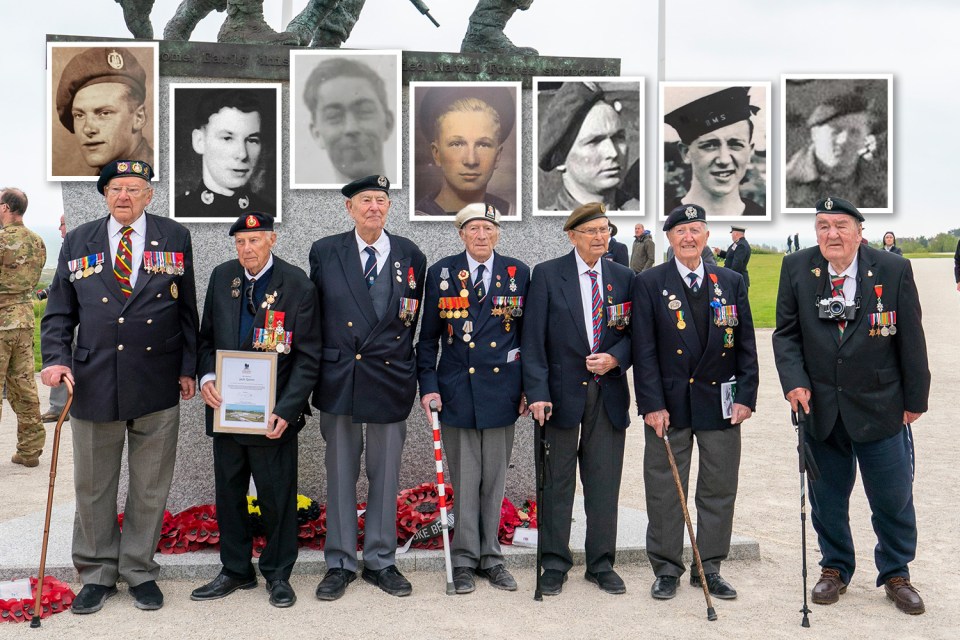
left=213, top=350, right=277, bottom=435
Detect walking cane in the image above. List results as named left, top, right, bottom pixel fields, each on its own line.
left=793, top=408, right=820, bottom=628
left=30, top=377, right=74, bottom=628
left=663, top=429, right=717, bottom=621
left=533, top=406, right=550, bottom=601
left=428, top=400, right=455, bottom=595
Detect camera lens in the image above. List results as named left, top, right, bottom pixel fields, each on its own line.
left=828, top=300, right=845, bottom=316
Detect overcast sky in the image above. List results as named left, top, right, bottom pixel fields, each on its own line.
left=2, top=0, right=955, bottom=259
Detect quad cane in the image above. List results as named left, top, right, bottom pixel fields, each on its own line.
left=533, top=406, right=551, bottom=601
left=428, top=400, right=455, bottom=595
left=30, top=378, right=74, bottom=628
left=793, top=409, right=821, bottom=628
left=663, top=429, right=717, bottom=621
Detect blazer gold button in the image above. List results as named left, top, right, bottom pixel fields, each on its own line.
left=355, top=354, right=362, bottom=360
left=102, top=297, right=108, bottom=303
left=711, top=381, right=717, bottom=385
left=469, top=342, right=475, bottom=348
left=493, top=367, right=500, bottom=373
left=721, top=352, right=726, bottom=357
left=490, top=341, right=497, bottom=348
left=118, top=317, right=125, bottom=324
left=689, top=378, right=694, bottom=383
left=676, top=349, right=682, bottom=355
left=385, top=361, right=390, bottom=365
left=147, top=319, right=153, bottom=324
left=582, top=381, right=588, bottom=386
left=347, top=321, right=353, bottom=327
left=469, top=367, right=475, bottom=374
left=146, top=346, right=152, bottom=351
left=157, top=293, right=162, bottom=298
left=118, top=345, right=124, bottom=351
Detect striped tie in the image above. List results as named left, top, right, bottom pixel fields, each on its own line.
left=588, top=270, right=602, bottom=381
left=474, top=264, right=486, bottom=302
left=363, top=246, right=377, bottom=289
left=830, top=275, right=847, bottom=338
left=687, top=272, right=699, bottom=293
left=114, top=226, right=134, bottom=297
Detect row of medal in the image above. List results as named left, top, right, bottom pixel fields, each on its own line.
left=606, top=302, right=632, bottom=329
left=868, top=311, right=897, bottom=336
left=68, top=253, right=105, bottom=281
left=400, top=297, right=420, bottom=327
left=253, top=310, right=293, bottom=353
left=143, top=251, right=185, bottom=276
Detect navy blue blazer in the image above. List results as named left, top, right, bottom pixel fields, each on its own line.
left=416, top=251, right=530, bottom=430
left=198, top=255, right=321, bottom=445
left=632, top=261, right=759, bottom=431
left=41, top=212, right=199, bottom=422
left=309, top=229, right=426, bottom=424
left=521, top=250, right=634, bottom=430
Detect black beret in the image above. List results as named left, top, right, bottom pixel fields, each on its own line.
left=57, top=47, right=146, bottom=134
left=539, top=82, right=610, bottom=171
left=664, top=87, right=759, bottom=145
left=563, top=202, right=607, bottom=232
left=417, top=86, right=515, bottom=144
left=341, top=174, right=390, bottom=198
left=815, top=196, right=864, bottom=222
left=229, top=212, right=275, bottom=236
left=807, top=93, right=869, bottom=127
left=663, top=204, right=707, bottom=232
left=97, top=160, right=154, bottom=195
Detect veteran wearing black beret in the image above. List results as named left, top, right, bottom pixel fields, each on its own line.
left=414, top=86, right=516, bottom=218
left=539, top=82, right=639, bottom=212
left=713, top=224, right=752, bottom=288
left=785, top=91, right=887, bottom=209
left=663, top=86, right=764, bottom=218
left=54, top=46, right=154, bottom=176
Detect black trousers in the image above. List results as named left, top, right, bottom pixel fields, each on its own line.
left=213, top=435, right=299, bottom=582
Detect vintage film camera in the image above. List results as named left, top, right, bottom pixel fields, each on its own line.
left=818, top=296, right=857, bottom=321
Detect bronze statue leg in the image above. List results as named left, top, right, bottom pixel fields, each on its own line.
left=285, top=0, right=343, bottom=46
left=461, top=0, right=538, bottom=55
left=163, top=0, right=227, bottom=41
left=218, top=0, right=301, bottom=45
left=309, top=0, right=367, bottom=48
left=116, top=0, right=157, bottom=39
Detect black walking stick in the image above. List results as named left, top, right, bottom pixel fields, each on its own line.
left=793, top=408, right=821, bottom=628
left=663, top=429, right=717, bottom=621
left=30, top=378, right=74, bottom=628
left=533, top=406, right=551, bottom=601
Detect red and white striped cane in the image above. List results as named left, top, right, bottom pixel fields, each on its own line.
left=429, top=400, right=455, bottom=595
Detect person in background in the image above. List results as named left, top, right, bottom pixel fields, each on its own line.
left=882, top=231, right=903, bottom=256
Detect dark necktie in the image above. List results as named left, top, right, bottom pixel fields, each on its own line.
left=830, top=275, right=847, bottom=337
left=245, top=278, right=256, bottom=315
left=474, top=264, right=486, bottom=302
left=686, top=272, right=699, bottom=293
left=588, top=270, right=602, bottom=381
left=114, top=226, right=134, bottom=297
left=363, top=246, right=378, bottom=289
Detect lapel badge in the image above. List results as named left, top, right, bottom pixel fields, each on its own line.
left=231, top=289, right=240, bottom=298
left=606, top=284, right=613, bottom=292
left=811, top=268, right=821, bottom=278
left=231, top=277, right=242, bottom=288
left=150, top=240, right=159, bottom=246
left=867, top=270, right=873, bottom=277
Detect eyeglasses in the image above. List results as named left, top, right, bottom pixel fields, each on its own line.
left=573, top=226, right=611, bottom=237
left=106, top=186, right=148, bottom=197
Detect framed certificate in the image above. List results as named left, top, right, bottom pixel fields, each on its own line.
left=213, top=350, right=277, bottom=435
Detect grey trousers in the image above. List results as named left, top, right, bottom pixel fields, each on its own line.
left=644, top=424, right=741, bottom=577
left=320, top=412, right=406, bottom=572
left=441, top=423, right=515, bottom=570
left=71, top=405, right=180, bottom=587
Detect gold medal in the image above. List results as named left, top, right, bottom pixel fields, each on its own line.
left=170, top=283, right=179, bottom=299
left=83, top=266, right=94, bottom=278
left=460, top=289, right=469, bottom=298
left=677, top=320, right=686, bottom=330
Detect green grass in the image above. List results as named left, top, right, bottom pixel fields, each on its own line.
left=746, top=253, right=782, bottom=329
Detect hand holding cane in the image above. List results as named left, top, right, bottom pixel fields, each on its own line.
left=533, top=405, right=551, bottom=601
left=429, top=400, right=455, bottom=595
left=793, top=408, right=820, bottom=628
left=663, top=427, right=717, bottom=621
left=30, top=377, right=74, bottom=628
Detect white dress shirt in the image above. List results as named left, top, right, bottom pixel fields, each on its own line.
left=673, top=257, right=705, bottom=291
left=354, top=229, right=391, bottom=276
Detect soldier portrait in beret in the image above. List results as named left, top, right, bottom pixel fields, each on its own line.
left=170, top=83, right=282, bottom=223
left=47, top=42, right=158, bottom=181
left=781, top=75, right=892, bottom=213
left=660, top=82, right=769, bottom=221
left=534, top=77, right=643, bottom=216
left=290, top=50, right=401, bottom=190
left=410, top=82, right=521, bottom=222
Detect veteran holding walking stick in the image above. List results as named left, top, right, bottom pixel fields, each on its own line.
left=416, top=203, right=530, bottom=595
left=772, top=196, right=930, bottom=615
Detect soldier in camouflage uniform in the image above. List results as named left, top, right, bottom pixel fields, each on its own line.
left=0, top=188, right=46, bottom=467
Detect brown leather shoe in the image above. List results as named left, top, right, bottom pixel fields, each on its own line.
left=11, top=453, right=40, bottom=468
left=812, top=567, right=847, bottom=604
left=884, top=576, right=924, bottom=615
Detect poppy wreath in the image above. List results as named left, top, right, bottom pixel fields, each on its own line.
left=396, top=482, right=455, bottom=550
left=499, top=498, right=536, bottom=544
left=0, top=576, right=75, bottom=623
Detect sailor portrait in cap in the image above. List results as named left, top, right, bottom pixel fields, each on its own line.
left=50, top=43, right=156, bottom=179
left=662, top=84, right=768, bottom=219
left=412, top=83, right=519, bottom=220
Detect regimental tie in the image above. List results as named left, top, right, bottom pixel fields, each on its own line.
left=363, top=246, right=378, bottom=289
left=114, top=225, right=134, bottom=297
left=474, top=264, right=486, bottom=302
left=831, top=275, right=847, bottom=338
left=686, top=272, right=700, bottom=293
left=588, top=270, right=602, bottom=381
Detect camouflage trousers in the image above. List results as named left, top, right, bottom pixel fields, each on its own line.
left=0, top=328, right=44, bottom=458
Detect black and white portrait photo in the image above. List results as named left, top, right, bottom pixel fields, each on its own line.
left=47, top=41, right=159, bottom=181
left=534, top=77, right=644, bottom=216
left=781, top=74, right=893, bottom=213
left=290, top=49, right=401, bottom=190
left=169, top=83, right=281, bottom=223
left=660, top=82, right=770, bottom=221
left=409, top=81, right=521, bottom=222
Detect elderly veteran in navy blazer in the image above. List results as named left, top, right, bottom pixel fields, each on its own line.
left=190, top=213, right=321, bottom=608
left=521, top=202, right=634, bottom=596
left=416, top=203, right=530, bottom=595
left=772, top=196, right=930, bottom=615
left=633, top=203, right=758, bottom=602
left=309, top=174, right=427, bottom=601
left=40, top=159, right=199, bottom=614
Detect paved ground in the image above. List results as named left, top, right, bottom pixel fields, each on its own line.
left=1, top=257, right=957, bottom=638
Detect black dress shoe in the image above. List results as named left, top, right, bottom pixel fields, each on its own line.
left=130, top=580, right=164, bottom=610
left=191, top=573, right=258, bottom=601
left=477, top=564, right=517, bottom=591
left=362, top=565, right=412, bottom=597
left=585, top=569, right=626, bottom=594
left=651, top=575, right=679, bottom=600
left=266, top=579, right=297, bottom=608
left=691, top=572, right=737, bottom=600
left=316, top=568, right=356, bottom=601
left=71, top=584, right=118, bottom=614
left=539, top=569, right=567, bottom=596
left=453, top=567, right=476, bottom=594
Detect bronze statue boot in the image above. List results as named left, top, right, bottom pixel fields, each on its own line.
left=285, top=0, right=341, bottom=46
left=116, top=0, right=157, bottom=39
left=461, top=0, right=539, bottom=55
left=163, top=0, right=226, bottom=41
left=218, top=0, right=301, bottom=45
